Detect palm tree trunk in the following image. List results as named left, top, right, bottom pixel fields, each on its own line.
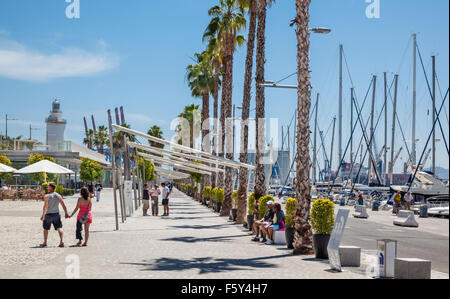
left=237, top=0, right=258, bottom=224
left=221, top=32, right=235, bottom=217
left=293, top=0, right=314, bottom=255
left=201, top=92, right=211, bottom=200
left=211, top=60, right=220, bottom=190
left=254, top=0, right=267, bottom=217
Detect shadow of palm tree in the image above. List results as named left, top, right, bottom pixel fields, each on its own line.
left=122, top=254, right=292, bottom=274
left=169, top=224, right=228, bottom=230
left=160, top=234, right=247, bottom=243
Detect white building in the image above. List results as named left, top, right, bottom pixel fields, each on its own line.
left=45, top=99, right=67, bottom=151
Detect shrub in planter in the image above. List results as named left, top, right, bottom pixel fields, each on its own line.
left=211, top=187, right=219, bottom=210
left=258, top=195, right=275, bottom=219
left=203, top=186, right=212, bottom=205
left=215, top=188, right=224, bottom=213
left=247, top=192, right=256, bottom=231
left=231, top=191, right=238, bottom=221
left=311, top=198, right=335, bottom=259
left=285, top=197, right=296, bottom=249
left=55, top=185, right=64, bottom=195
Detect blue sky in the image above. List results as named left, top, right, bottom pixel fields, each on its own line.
left=0, top=0, right=448, bottom=172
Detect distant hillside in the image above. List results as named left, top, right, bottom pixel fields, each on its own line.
left=424, top=167, right=449, bottom=180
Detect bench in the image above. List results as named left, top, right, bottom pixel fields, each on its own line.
left=394, top=258, right=431, bottom=279
left=353, top=205, right=369, bottom=219
left=339, top=246, right=361, bottom=267
left=394, top=210, right=419, bottom=228
left=274, top=230, right=286, bottom=245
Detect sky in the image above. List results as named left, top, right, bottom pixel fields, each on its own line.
left=0, top=0, right=448, bottom=173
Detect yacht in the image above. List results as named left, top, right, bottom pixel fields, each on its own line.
left=391, top=170, right=449, bottom=202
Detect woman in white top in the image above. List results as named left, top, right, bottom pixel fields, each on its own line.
left=404, top=192, right=414, bottom=210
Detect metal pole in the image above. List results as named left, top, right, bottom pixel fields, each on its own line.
left=368, top=75, right=377, bottom=185
left=312, top=93, right=319, bottom=185
left=329, top=116, right=337, bottom=185
left=412, top=34, right=417, bottom=166
left=384, top=72, right=388, bottom=186
left=350, top=88, right=354, bottom=176
left=339, top=44, right=343, bottom=169
left=390, top=75, right=399, bottom=185
left=432, top=55, right=436, bottom=174
left=107, top=110, right=119, bottom=231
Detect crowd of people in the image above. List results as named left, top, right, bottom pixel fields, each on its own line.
left=250, top=201, right=286, bottom=246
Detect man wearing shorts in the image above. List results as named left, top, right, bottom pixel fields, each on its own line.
left=40, top=183, right=69, bottom=248
left=150, top=184, right=161, bottom=216
left=251, top=201, right=274, bottom=243
left=161, top=183, right=171, bottom=217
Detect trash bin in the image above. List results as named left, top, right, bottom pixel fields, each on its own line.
left=377, top=239, right=397, bottom=278
left=419, top=204, right=428, bottom=218
left=340, top=198, right=346, bottom=206
left=372, top=200, right=380, bottom=211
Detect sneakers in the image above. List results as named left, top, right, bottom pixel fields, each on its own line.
left=265, top=240, right=274, bottom=245
left=251, top=237, right=260, bottom=242
left=261, top=238, right=267, bottom=243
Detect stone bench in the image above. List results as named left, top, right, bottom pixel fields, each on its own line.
left=339, top=246, right=361, bottom=267
left=394, top=210, right=419, bottom=228
left=274, top=230, right=286, bottom=245
left=394, top=258, right=431, bottom=279
left=353, top=205, right=369, bottom=219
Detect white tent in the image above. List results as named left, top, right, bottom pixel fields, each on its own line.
left=0, top=163, right=16, bottom=173
left=15, top=160, right=75, bottom=175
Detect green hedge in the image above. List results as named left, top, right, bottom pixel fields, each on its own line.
left=285, top=198, right=296, bottom=228
left=258, top=195, right=275, bottom=219
left=203, top=186, right=212, bottom=198
left=311, top=198, right=335, bottom=235
left=247, top=192, right=255, bottom=216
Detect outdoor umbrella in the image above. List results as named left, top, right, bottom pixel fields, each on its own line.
left=15, top=160, right=74, bottom=181
left=0, top=162, right=16, bottom=173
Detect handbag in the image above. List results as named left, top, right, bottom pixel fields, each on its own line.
left=80, top=213, right=89, bottom=224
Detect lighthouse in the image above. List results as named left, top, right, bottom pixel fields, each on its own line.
left=45, top=99, right=67, bottom=151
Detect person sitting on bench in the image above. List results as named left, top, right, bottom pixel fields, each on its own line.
left=251, top=201, right=274, bottom=243
left=263, top=203, right=286, bottom=245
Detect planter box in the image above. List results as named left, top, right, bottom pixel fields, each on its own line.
left=313, top=234, right=331, bottom=259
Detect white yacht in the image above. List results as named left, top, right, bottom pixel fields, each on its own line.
left=391, top=170, right=449, bottom=200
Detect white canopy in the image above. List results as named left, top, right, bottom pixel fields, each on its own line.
left=153, top=166, right=190, bottom=180
left=0, top=163, right=16, bottom=173
left=15, top=160, right=75, bottom=175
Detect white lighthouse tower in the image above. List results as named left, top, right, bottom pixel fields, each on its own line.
left=45, top=99, right=67, bottom=151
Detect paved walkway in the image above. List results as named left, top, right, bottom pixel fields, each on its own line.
left=1, top=188, right=370, bottom=279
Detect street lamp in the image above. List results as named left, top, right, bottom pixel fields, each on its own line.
left=309, top=27, right=332, bottom=34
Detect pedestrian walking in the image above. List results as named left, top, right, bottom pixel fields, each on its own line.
left=40, top=183, right=69, bottom=248
left=161, top=183, right=171, bottom=217
left=142, top=183, right=150, bottom=216
left=70, top=187, right=93, bottom=247
left=95, top=181, right=103, bottom=202
left=404, top=192, right=414, bottom=211
left=150, top=184, right=161, bottom=216
left=393, top=191, right=402, bottom=215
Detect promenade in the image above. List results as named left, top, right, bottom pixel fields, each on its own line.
left=1, top=188, right=370, bottom=279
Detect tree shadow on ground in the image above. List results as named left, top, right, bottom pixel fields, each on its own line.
left=122, top=254, right=292, bottom=274
left=169, top=224, right=228, bottom=230
left=159, top=234, right=248, bottom=243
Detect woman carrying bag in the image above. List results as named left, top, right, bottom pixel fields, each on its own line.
left=70, top=187, right=93, bottom=247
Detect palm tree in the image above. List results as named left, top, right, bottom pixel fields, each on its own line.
left=236, top=0, right=257, bottom=224
left=83, top=129, right=94, bottom=149
left=292, top=0, right=314, bottom=255
left=186, top=51, right=215, bottom=196
left=204, top=0, right=246, bottom=217
left=205, top=38, right=223, bottom=190
left=93, top=125, right=109, bottom=154
left=176, top=104, right=201, bottom=149
left=253, top=0, right=275, bottom=218
left=147, top=125, right=164, bottom=149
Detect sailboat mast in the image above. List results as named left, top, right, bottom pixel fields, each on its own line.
left=312, top=93, right=319, bottom=185
left=368, top=75, right=377, bottom=185
left=432, top=55, right=436, bottom=174
left=338, top=44, right=343, bottom=172
left=412, top=34, right=417, bottom=166
left=390, top=75, right=399, bottom=185
left=384, top=72, right=388, bottom=186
